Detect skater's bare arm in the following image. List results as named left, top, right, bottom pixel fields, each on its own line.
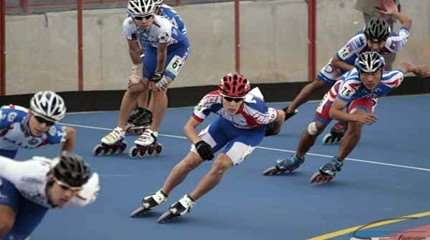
left=331, top=56, right=354, bottom=72
left=377, top=1, right=412, bottom=30
left=128, top=39, right=142, bottom=64
left=155, top=43, right=168, bottom=75
left=330, top=100, right=376, bottom=125
left=61, top=127, right=76, bottom=154
left=329, top=100, right=354, bottom=122
left=184, top=117, right=202, bottom=144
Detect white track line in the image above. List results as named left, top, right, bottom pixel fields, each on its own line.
left=62, top=122, right=430, bottom=173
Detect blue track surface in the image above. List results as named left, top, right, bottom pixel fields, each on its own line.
left=17, top=94, right=429, bottom=240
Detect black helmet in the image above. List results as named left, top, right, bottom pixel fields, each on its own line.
left=364, top=17, right=390, bottom=42
left=53, top=153, right=91, bottom=187
left=355, top=51, right=385, bottom=73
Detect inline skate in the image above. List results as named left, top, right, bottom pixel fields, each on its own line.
left=93, top=127, right=127, bottom=156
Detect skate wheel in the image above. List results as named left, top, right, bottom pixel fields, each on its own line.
left=92, top=144, right=103, bottom=156
left=147, top=146, right=154, bottom=155
left=117, top=143, right=127, bottom=154
left=128, top=146, right=139, bottom=158
left=114, top=147, right=122, bottom=154
left=155, top=144, right=162, bottom=154
left=105, top=147, right=115, bottom=155
left=322, top=134, right=333, bottom=144
left=138, top=147, right=147, bottom=158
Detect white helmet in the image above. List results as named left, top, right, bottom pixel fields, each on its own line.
left=30, top=91, right=67, bottom=122
left=127, top=0, right=157, bottom=17
left=355, top=51, right=385, bottom=73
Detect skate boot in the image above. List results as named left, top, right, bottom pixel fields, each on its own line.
left=129, top=129, right=162, bottom=158
left=130, top=190, right=168, bottom=218
left=310, top=157, right=343, bottom=184
left=126, top=107, right=153, bottom=135
left=157, top=194, right=195, bottom=224
left=322, top=121, right=347, bottom=144
left=263, top=154, right=305, bottom=176
left=93, top=127, right=127, bottom=156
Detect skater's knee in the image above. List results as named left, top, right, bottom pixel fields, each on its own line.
left=307, top=121, right=324, bottom=136
left=127, top=84, right=146, bottom=95
left=0, top=206, right=15, bottom=237
left=210, top=155, right=233, bottom=175
left=310, top=79, right=325, bottom=89
left=181, top=154, right=203, bottom=170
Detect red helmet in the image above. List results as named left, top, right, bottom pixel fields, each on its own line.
left=219, top=73, right=251, bottom=98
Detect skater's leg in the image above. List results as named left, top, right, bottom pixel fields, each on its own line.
left=149, top=89, right=168, bottom=132
left=263, top=121, right=327, bottom=175
left=189, top=153, right=233, bottom=201
left=286, top=79, right=327, bottom=115
left=118, top=83, right=146, bottom=129
left=162, top=152, right=204, bottom=195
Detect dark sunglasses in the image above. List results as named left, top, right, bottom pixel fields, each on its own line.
left=223, top=96, right=244, bottom=103
left=134, top=15, right=153, bottom=21
left=34, top=115, right=55, bottom=126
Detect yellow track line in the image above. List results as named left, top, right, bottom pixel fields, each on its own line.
left=308, top=210, right=430, bottom=240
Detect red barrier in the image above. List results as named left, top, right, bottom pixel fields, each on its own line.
left=78, top=0, right=84, bottom=91
left=234, top=0, right=240, bottom=74
left=307, top=0, right=316, bottom=81
left=0, top=0, right=5, bottom=95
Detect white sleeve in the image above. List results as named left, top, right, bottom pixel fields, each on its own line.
left=66, top=173, right=100, bottom=208
left=0, top=156, right=51, bottom=186
left=336, top=34, right=366, bottom=61
left=122, top=17, right=137, bottom=40
left=385, top=28, right=410, bottom=53
left=157, top=18, right=172, bottom=44
left=0, top=155, right=23, bottom=183
left=259, top=107, right=278, bottom=125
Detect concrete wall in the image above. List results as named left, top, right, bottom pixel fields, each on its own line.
left=5, top=0, right=430, bottom=94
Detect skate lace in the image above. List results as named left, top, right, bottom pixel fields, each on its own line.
left=320, top=160, right=342, bottom=176
left=103, top=127, right=124, bottom=142
left=138, top=129, right=158, bottom=142
left=277, top=155, right=303, bottom=169
left=153, top=190, right=167, bottom=204
left=143, top=190, right=167, bottom=208
left=171, top=195, right=194, bottom=216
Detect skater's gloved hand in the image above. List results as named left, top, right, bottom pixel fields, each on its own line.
left=195, top=140, right=214, bottom=160
left=151, top=72, right=163, bottom=83
left=155, top=77, right=171, bottom=91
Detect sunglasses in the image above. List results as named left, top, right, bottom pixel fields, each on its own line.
left=134, top=15, right=153, bottom=21
left=34, top=115, right=55, bottom=126
left=223, top=96, right=244, bottom=103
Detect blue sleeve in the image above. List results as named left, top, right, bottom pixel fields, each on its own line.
left=247, top=98, right=269, bottom=113
left=46, top=125, right=66, bottom=145
left=0, top=107, right=27, bottom=129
